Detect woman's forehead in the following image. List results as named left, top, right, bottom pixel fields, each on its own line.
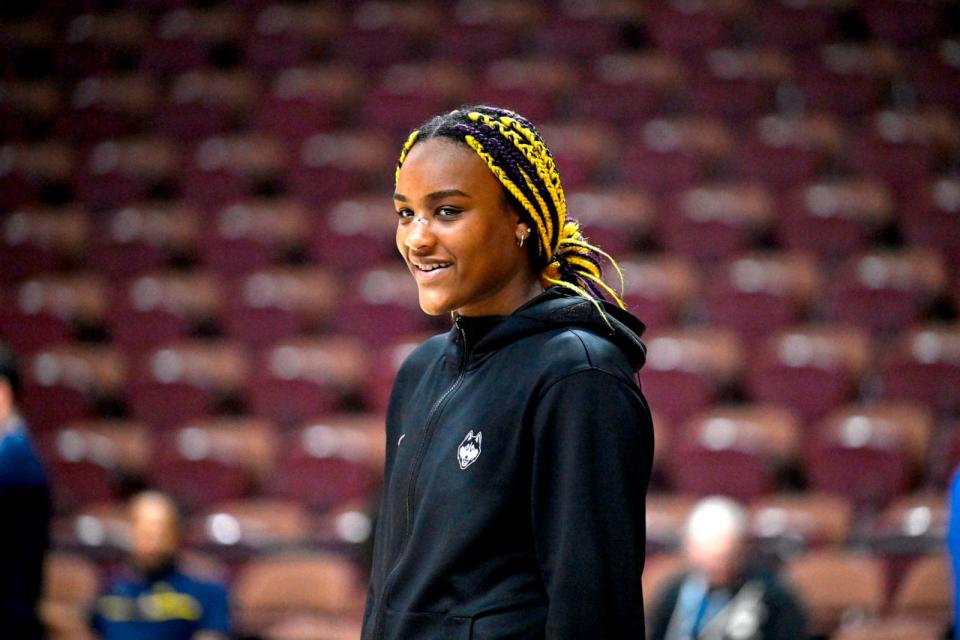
left=397, top=137, right=501, bottom=198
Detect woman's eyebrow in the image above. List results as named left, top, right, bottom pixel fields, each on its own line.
left=392, top=189, right=470, bottom=203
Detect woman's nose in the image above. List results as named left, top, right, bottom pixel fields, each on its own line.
left=404, top=216, right=434, bottom=250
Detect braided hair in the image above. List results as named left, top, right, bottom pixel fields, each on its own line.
left=396, top=105, right=626, bottom=312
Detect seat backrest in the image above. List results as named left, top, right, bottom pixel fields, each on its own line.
left=892, top=554, right=951, bottom=622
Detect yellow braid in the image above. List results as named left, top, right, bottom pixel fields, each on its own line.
left=462, top=134, right=552, bottom=255
left=395, top=129, right=420, bottom=185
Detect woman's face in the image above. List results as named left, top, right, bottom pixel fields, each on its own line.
left=394, top=137, right=536, bottom=316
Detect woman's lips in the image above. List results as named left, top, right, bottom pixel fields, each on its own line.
left=412, top=262, right=452, bottom=283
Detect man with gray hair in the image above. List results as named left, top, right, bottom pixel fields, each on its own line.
left=648, top=496, right=807, bottom=640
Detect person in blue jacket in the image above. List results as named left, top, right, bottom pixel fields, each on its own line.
left=0, top=343, right=52, bottom=639
left=90, top=491, right=230, bottom=640
left=361, top=105, right=655, bottom=639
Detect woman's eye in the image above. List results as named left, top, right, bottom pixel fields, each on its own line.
left=437, top=206, right=461, bottom=218
left=396, top=208, right=413, bottom=219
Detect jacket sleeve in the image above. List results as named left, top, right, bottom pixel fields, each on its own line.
left=529, top=367, right=654, bottom=639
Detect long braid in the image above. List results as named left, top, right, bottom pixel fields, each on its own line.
left=396, top=105, right=626, bottom=313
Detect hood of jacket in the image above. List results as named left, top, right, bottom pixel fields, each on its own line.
left=458, top=287, right=647, bottom=372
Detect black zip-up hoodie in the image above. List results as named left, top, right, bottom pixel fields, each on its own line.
left=362, top=287, right=654, bottom=639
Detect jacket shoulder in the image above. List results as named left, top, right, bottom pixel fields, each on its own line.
left=539, top=327, right=637, bottom=380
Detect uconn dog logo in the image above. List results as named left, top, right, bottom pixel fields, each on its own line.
left=457, top=430, right=482, bottom=470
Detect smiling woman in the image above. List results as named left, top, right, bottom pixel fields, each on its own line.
left=362, top=106, right=655, bottom=640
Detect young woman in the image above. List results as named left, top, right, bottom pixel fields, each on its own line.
left=361, top=105, right=654, bottom=639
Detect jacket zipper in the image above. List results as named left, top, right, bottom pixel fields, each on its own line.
left=371, top=319, right=468, bottom=639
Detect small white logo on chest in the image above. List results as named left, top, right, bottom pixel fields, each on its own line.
left=457, top=430, right=482, bottom=470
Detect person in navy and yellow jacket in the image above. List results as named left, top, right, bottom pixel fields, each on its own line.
left=361, top=105, right=655, bottom=639
left=90, top=491, right=230, bottom=640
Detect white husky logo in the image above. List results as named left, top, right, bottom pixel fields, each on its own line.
left=457, top=430, right=482, bottom=470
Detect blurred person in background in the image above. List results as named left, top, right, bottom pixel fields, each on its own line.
left=362, top=105, right=654, bottom=639
left=648, top=496, right=807, bottom=640
left=0, top=342, right=51, bottom=639
left=90, top=490, right=230, bottom=640
left=948, top=468, right=959, bottom=640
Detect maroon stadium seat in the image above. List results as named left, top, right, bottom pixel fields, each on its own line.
left=668, top=404, right=800, bottom=501
left=0, top=204, right=89, bottom=281
left=746, top=325, right=870, bottom=426
left=736, top=113, right=843, bottom=190
left=201, top=198, right=307, bottom=277
left=333, top=267, right=434, bottom=348
left=879, top=323, right=960, bottom=414
left=248, top=336, right=368, bottom=427
left=269, top=415, right=384, bottom=512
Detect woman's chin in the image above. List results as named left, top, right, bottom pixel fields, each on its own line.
left=417, top=292, right=453, bottom=316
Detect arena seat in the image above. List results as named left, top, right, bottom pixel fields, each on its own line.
left=311, top=194, right=404, bottom=270
left=644, top=494, right=698, bottom=552
left=334, top=266, right=435, bottom=348
left=776, top=178, right=896, bottom=260
left=622, top=116, right=735, bottom=195
left=40, top=551, right=100, bottom=640
left=126, top=339, right=250, bottom=430
left=0, top=79, right=60, bottom=143
left=0, top=273, right=107, bottom=352
left=910, top=40, right=960, bottom=107
left=289, top=131, right=392, bottom=209
left=754, top=2, right=838, bottom=50
left=704, top=251, right=822, bottom=341
left=865, top=492, right=948, bottom=553
left=432, top=1, right=538, bottom=64
left=668, top=403, right=800, bottom=501
left=645, top=3, right=733, bottom=55
left=151, top=416, right=279, bottom=510
left=141, top=7, right=245, bottom=77
left=638, top=327, right=743, bottom=426
left=862, top=0, right=942, bottom=47
left=829, top=616, right=944, bottom=640
left=468, top=57, right=575, bottom=123
left=202, top=198, right=308, bottom=277
left=568, top=52, right=682, bottom=123
left=533, top=13, right=625, bottom=60
left=901, top=176, right=960, bottom=266
left=332, top=2, right=438, bottom=69
left=224, top=266, right=340, bottom=348
left=232, top=552, right=364, bottom=637
left=61, top=11, right=147, bottom=76
left=827, top=248, right=949, bottom=337
left=879, top=323, right=960, bottom=414
left=784, top=549, right=886, bottom=637
left=891, top=553, right=951, bottom=624
left=269, top=414, right=384, bottom=512
left=247, top=337, right=368, bottom=427
left=618, top=255, right=700, bottom=330
left=73, top=136, right=178, bottom=213
left=794, top=42, right=900, bottom=116
left=22, top=344, right=126, bottom=431
left=685, top=47, right=791, bottom=119
left=537, top=121, right=618, bottom=189
left=0, top=204, right=89, bottom=281
left=180, top=133, right=287, bottom=211
left=749, top=492, right=853, bottom=550
left=156, top=67, right=258, bottom=141
left=108, top=271, right=222, bottom=354
left=565, top=188, right=656, bottom=257
left=191, top=498, right=311, bottom=553
left=88, top=201, right=201, bottom=279
left=254, top=63, right=362, bottom=145
left=736, top=113, right=844, bottom=190
left=806, top=402, right=933, bottom=508
left=245, top=4, right=341, bottom=74
left=55, top=73, right=155, bottom=144
left=657, top=182, right=775, bottom=262
left=52, top=499, right=129, bottom=561
left=0, top=140, right=74, bottom=210
left=361, top=61, right=470, bottom=136
left=38, top=420, right=150, bottom=511
left=849, top=109, right=958, bottom=194
left=745, top=324, right=871, bottom=425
